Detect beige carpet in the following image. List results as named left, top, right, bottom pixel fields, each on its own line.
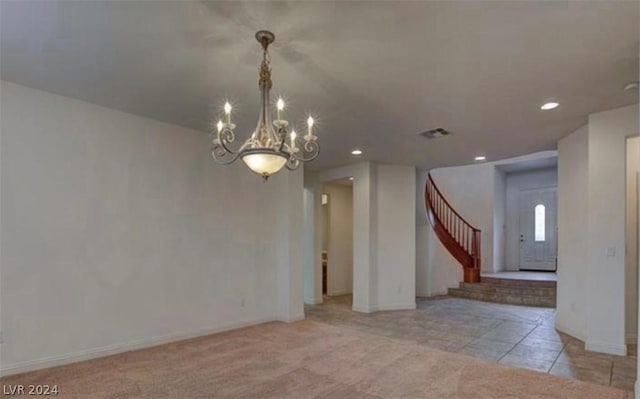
left=1, top=320, right=632, bottom=398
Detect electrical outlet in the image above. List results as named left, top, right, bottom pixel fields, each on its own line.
left=606, top=246, right=616, bottom=257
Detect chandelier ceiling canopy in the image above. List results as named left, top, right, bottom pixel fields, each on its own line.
left=211, top=30, right=320, bottom=180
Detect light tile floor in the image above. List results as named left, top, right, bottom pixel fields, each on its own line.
left=305, top=295, right=637, bottom=392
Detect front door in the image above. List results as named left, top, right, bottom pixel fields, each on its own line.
left=519, top=188, right=557, bottom=271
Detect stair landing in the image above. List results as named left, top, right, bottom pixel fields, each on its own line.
left=482, top=271, right=557, bottom=282
left=448, top=271, right=556, bottom=308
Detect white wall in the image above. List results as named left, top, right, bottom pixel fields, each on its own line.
left=504, top=168, right=558, bottom=270
left=586, top=105, right=638, bottom=355
left=323, top=183, right=353, bottom=296
left=557, top=105, right=639, bottom=355
left=276, top=169, right=305, bottom=323
left=626, top=137, right=639, bottom=344
left=0, top=81, right=304, bottom=375
left=493, top=169, right=506, bottom=273
left=557, top=125, right=589, bottom=341
left=418, top=221, right=463, bottom=296
left=376, top=164, right=416, bottom=310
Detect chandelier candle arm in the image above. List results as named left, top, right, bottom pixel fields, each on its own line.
left=210, top=30, right=320, bottom=180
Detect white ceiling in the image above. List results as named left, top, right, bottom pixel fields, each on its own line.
left=1, top=1, right=638, bottom=171
left=496, top=156, right=557, bottom=174
left=327, top=178, right=353, bottom=188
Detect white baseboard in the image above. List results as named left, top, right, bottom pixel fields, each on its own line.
left=585, top=340, right=627, bottom=356
left=555, top=321, right=586, bottom=342
left=352, top=302, right=416, bottom=313
left=328, top=289, right=352, bottom=296
left=352, top=304, right=373, bottom=313
left=0, top=316, right=276, bottom=377
left=304, top=297, right=323, bottom=305
left=556, top=322, right=629, bottom=356
left=277, top=313, right=306, bottom=323
left=374, top=303, right=417, bottom=311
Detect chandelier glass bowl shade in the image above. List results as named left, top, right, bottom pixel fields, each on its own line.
left=211, top=30, right=320, bottom=180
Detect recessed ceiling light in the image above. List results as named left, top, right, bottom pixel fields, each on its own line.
left=474, top=156, right=486, bottom=161
left=351, top=149, right=363, bottom=155
left=540, top=102, right=559, bottom=110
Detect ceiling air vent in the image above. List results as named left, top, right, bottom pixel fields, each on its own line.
left=419, top=128, right=451, bottom=139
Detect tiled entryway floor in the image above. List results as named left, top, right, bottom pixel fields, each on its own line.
left=305, top=295, right=637, bottom=392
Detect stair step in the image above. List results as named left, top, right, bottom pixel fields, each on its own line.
left=459, top=282, right=556, bottom=297
left=480, top=276, right=556, bottom=289
left=448, top=287, right=556, bottom=308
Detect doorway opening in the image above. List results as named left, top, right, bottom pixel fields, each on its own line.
left=321, top=178, right=354, bottom=298
left=496, top=159, right=558, bottom=272
left=470, top=155, right=559, bottom=308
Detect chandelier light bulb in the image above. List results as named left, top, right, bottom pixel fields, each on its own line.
left=216, top=120, right=223, bottom=133
left=223, top=102, right=232, bottom=124
left=276, top=98, right=285, bottom=121
left=306, top=116, right=314, bottom=137
left=290, top=130, right=296, bottom=140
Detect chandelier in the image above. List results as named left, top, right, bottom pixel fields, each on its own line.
left=211, top=30, right=320, bottom=180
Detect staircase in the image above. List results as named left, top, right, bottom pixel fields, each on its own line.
left=448, top=276, right=556, bottom=308
left=425, top=174, right=481, bottom=283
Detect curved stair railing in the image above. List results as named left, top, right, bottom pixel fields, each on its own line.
left=425, top=173, right=481, bottom=283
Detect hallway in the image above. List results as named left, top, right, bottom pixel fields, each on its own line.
left=306, top=296, right=636, bottom=391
